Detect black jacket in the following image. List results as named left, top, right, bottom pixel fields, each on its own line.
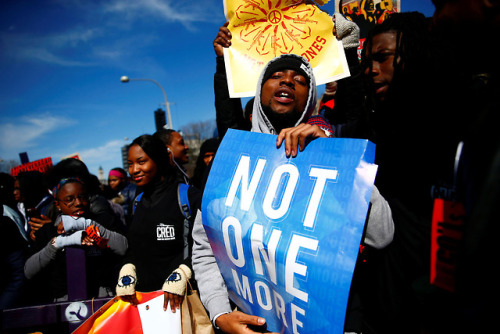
left=125, top=178, right=202, bottom=292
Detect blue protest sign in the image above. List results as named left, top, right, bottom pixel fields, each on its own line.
left=202, top=129, right=377, bottom=333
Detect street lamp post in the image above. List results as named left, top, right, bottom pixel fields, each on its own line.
left=120, top=76, right=173, bottom=129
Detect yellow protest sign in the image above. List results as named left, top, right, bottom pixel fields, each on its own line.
left=224, top=0, right=349, bottom=97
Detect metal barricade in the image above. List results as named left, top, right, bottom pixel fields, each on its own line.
left=1, top=248, right=113, bottom=333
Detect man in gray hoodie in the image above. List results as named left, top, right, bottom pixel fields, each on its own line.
left=192, top=54, right=394, bottom=333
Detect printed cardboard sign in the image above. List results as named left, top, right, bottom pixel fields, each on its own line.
left=224, top=0, right=350, bottom=97
left=202, top=129, right=377, bottom=333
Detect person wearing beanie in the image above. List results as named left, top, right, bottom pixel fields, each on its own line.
left=251, top=54, right=320, bottom=134
left=192, top=54, right=393, bottom=333
left=193, top=54, right=332, bottom=334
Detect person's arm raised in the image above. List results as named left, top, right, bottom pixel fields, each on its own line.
left=214, top=21, right=232, bottom=57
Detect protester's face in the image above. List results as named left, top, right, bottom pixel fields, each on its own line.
left=167, top=132, right=189, bottom=164
left=128, top=144, right=159, bottom=187
left=13, top=180, right=23, bottom=202
left=364, top=31, right=397, bottom=103
left=108, top=175, right=124, bottom=191
left=261, top=69, right=309, bottom=118
left=55, top=182, right=89, bottom=217
left=203, top=151, right=216, bottom=167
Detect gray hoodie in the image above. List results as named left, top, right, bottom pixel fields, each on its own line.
left=192, top=54, right=394, bottom=325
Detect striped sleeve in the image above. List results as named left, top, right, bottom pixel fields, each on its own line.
left=306, top=115, right=334, bottom=137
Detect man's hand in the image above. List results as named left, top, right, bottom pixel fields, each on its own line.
left=120, top=293, right=139, bottom=306
left=53, top=230, right=85, bottom=248
left=28, top=214, right=51, bottom=240
left=214, top=21, right=232, bottom=57
left=277, top=123, right=328, bottom=158
left=333, top=13, right=360, bottom=49
left=163, top=292, right=184, bottom=313
left=216, top=311, right=278, bottom=334
left=81, top=234, right=95, bottom=247
left=161, top=264, right=191, bottom=312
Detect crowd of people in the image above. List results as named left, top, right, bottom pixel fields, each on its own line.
left=1, top=0, right=498, bottom=333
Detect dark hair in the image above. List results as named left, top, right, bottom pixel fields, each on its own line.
left=362, top=11, right=431, bottom=81
left=154, top=129, right=177, bottom=146
left=431, top=0, right=457, bottom=11
left=46, top=158, right=90, bottom=189
left=130, top=134, right=176, bottom=180
left=0, top=172, right=16, bottom=207
left=192, top=138, right=219, bottom=189
left=15, top=171, right=49, bottom=208
left=359, top=11, right=433, bottom=143
left=361, top=11, right=431, bottom=113
left=244, top=98, right=254, bottom=130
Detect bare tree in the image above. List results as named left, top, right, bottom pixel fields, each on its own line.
left=179, top=119, right=217, bottom=177
left=180, top=119, right=217, bottom=142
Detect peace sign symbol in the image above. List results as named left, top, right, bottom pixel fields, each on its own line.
left=268, top=10, right=282, bottom=24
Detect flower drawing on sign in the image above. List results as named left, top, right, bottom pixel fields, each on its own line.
left=224, top=0, right=347, bottom=97
left=233, top=0, right=319, bottom=57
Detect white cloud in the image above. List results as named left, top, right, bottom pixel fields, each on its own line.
left=0, top=0, right=222, bottom=67
left=77, top=139, right=127, bottom=177
left=0, top=113, right=76, bottom=154
left=1, top=28, right=101, bottom=66
left=79, top=139, right=124, bottom=164
left=102, top=0, right=221, bottom=28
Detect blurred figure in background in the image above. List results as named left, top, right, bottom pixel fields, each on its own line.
left=13, top=171, right=53, bottom=242
left=155, top=129, right=191, bottom=184
left=191, top=138, right=219, bottom=191
left=1, top=172, right=28, bottom=309
left=107, top=167, right=137, bottom=226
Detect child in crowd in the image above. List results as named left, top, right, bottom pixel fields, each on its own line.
left=24, top=178, right=127, bottom=304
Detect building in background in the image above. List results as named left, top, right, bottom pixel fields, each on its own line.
left=154, top=108, right=166, bottom=132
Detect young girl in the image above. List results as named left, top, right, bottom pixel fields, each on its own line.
left=24, top=178, right=128, bottom=303
left=116, top=134, right=202, bottom=312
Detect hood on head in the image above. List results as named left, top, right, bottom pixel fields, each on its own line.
left=251, top=54, right=317, bottom=134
